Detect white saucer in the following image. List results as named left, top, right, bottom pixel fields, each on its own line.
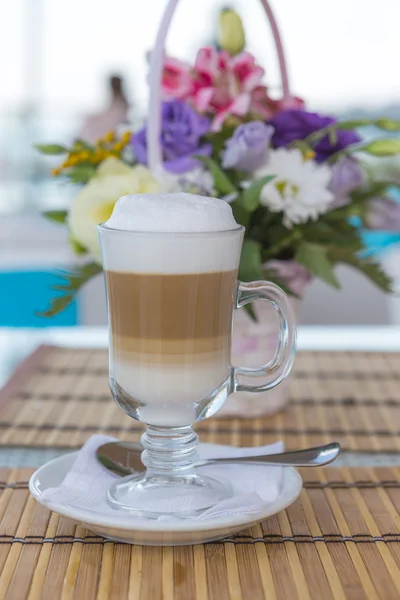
left=29, top=452, right=303, bottom=546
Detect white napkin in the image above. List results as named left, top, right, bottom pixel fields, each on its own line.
left=41, top=434, right=284, bottom=522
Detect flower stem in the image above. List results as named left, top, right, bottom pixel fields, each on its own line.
left=263, top=230, right=300, bottom=260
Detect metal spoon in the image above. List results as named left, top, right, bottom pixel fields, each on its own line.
left=96, top=441, right=340, bottom=476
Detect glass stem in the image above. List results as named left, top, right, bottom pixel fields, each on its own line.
left=141, top=425, right=199, bottom=477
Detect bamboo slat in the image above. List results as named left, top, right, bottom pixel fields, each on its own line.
left=2, top=346, right=400, bottom=451
left=0, top=469, right=399, bottom=599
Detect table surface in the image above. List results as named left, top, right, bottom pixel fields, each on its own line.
left=1, top=325, right=400, bottom=469
left=2, top=325, right=400, bottom=386
left=1, top=327, right=399, bottom=599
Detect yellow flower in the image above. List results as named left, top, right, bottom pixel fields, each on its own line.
left=104, top=131, right=115, bottom=143
left=68, top=155, right=79, bottom=166
left=51, top=168, right=61, bottom=177
left=68, top=158, right=160, bottom=262
left=92, top=149, right=107, bottom=163
left=303, top=149, right=316, bottom=161
left=218, top=9, right=245, bottom=56
left=121, top=131, right=132, bottom=145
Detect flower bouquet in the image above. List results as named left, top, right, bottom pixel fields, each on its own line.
left=36, top=1, right=400, bottom=415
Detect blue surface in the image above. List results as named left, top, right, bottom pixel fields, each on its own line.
left=0, top=271, right=77, bottom=327
left=362, top=188, right=400, bottom=257
left=361, top=231, right=400, bottom=257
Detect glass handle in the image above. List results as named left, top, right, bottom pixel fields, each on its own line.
left=232, top=281, right=297, bottom=392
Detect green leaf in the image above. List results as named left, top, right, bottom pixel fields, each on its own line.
left=34, top=143, right=68, bottom=155
left=263, top=268, right=299, bottom=298
left=303, top=216, right=363, bottom=244
left=72, top=139, right=94, bottom=151
left=301, top=221, right=362, bottom=251
left=335, top=120, right=371, bottom=130
left=239, top=239, right=262, bottom=282
left=242, top=303, right=257, bottom=321
left=66, top=164, right=96, bottom=183
left=240, top=175, right=275, bottom=212
left=262, top=225, right=302, bottom=261
left=194, top=155, right=237, bottom=196
left=375, top=118, right=400, bottom=132
left=69, top=237, right=87, bottom=255
left=306, top=119, right=400, bottom=149
left=289, top=140, right=314, bottom=156
left=37, top=262, right=102, bottom=317
left=328, top=129, right=338, bottom=145
left=329, top=251, right=392, bottom=293
left=38, top=294, right=76, bottom=318
left=354, top=261, right=392, bottom=293
left=231, top=202, right=251, bottom=229
left=52, top=262, right=102, bottom=291
left=306, top=122, right=364, bottom=147
left=358, top=139, right=400, bottom=157
left=350, top=181, right=393, bottom=203
left=205, top=124, right=236, bottom=159
left=248, top=207, right=278, bottom=245
left=296, top=242, right=340, bottom=288
left=43, top=210, right=68, bottom=224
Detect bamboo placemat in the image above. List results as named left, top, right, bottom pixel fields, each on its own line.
left=0, top=467, right=399, bottom=599
left=1, top=345, right=400, bottom=451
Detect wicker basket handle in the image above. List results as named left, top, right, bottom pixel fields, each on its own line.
left=147, top=0, right=291, bottom=176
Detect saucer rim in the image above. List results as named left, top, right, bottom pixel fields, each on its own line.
left=29, top=451, right=303, bottom=533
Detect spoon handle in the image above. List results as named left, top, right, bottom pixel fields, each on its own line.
left=201, top=443, right=340, bottom=468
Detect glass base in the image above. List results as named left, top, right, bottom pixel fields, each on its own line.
left=107, top=472, right=233, bottom=519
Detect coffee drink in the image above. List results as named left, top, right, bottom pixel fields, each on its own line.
left=100, top=193, right=243, bottom=425
left=99, top=192, right=296, bottom=518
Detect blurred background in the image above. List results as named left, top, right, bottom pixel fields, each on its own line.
left=1, top=0, right=400, bottom=327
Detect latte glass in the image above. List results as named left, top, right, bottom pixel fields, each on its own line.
left=98, top=223, right=296, bottom=518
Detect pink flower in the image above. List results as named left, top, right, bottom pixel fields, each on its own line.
left=232, top=336, right=259, bottom=356
left=251, top=90, right=304, bottom=121
left=264, top=259, right=312, bottom=296
left=161, top=47, right=283, bottom=131
left=279, top=96, right=305, bottom=111
left=365, top=197, right=400, bottom=231
left=162, top=57, right=193, bottom=99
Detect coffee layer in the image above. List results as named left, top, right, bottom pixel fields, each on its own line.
left=106, top=269, right=238, bottom=414
left=112, top=358, right=229, bottom=409
left=106, top=270, right=237, bottom=347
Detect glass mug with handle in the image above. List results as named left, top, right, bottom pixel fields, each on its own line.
left=98, top=209, right=296, bottom=519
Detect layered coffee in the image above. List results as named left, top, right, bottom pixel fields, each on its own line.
left=100, top=193, right=243, bottom=424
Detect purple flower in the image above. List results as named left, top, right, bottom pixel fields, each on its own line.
left=365, top=197, right=400, bottom=231
left=264, top=259, right=312, bottom=296
left=132, top=100, right=211, bottom=174
left=221, top=121, right=274, bottom=171
left=329, top=157, right=365, bottom=208
left=329, top=157, right=364, bottom=196
left=268, top=109, right=361, bottom=163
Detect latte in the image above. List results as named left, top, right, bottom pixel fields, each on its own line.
left=100, top=193, right=243, bottom=425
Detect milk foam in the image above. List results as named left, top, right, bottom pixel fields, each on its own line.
left=100, top=193, right=243, bottom=274
left=105, top=193, right=237, bottom=232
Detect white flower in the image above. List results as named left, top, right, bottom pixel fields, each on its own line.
left=164, top=167, right=215, bottom=196
left=69, top=157, right=160, bottom=262
left=179, top=168, right=214, bottom=195
left=255, top=148, right=334, bottom=227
